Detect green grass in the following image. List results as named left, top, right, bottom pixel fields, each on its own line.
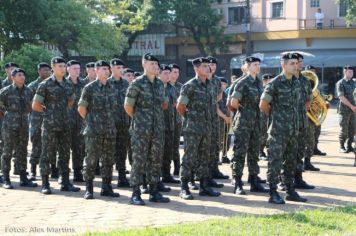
left=83, top=206, right=356, bottom=236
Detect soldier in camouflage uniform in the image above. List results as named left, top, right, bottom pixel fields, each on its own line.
left=260, top=53, right=308, bottom=204
left=229, top=56, right=267, bottom=195
left=336, top=66, right=356, bottom=153
left=177, top=57, right=221, bottom=200
left=32, top=56, right=80, bottom=195
left=78, top=60, right=120, bottom=200
left=108, top=58, right=130, bottom=188
left=0, top=68, right=38, bottom=189
left=124, top=53, right=170, bottom=205
left=159, top=64, right=180, bottom=184
left=66, top=60, right=86, bottom=182
left=83, top=62, right=96, bottom=84
left=28, top=63, right=51, bottom=180
left=168, top=63, right=183, bottom=176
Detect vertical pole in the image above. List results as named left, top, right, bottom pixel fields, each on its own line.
left=245, top=0, right=252, bottom=56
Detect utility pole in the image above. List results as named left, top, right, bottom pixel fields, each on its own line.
left=245, top=0, right=252, bottom=56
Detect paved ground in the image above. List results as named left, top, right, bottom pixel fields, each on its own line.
left=0, top=108, right=355, bottom=235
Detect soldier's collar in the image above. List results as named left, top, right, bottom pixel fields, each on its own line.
left=195, top=76, right=208, bottom=85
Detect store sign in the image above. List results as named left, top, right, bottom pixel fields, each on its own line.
left=128, top=34, right=166, bottom=56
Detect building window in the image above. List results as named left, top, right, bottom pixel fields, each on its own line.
left=339, top=0, right=348, bottom=17
left=228, top=6, right=246, bottom=24
left=310, top=0, right=320, bottom=8
left=271, top=1, right=284, bottom=18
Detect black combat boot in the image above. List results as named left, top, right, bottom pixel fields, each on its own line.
left=84, top=180, right=94, bottom=199
left=179, top=180, right=194, bottom=200
left=285, top=183, right=307, bottom=202
left=173, top=160, right=180, bottom=176
left=60, top=174, right=80, bottom=192
left=73, top=168, right=84, bottom=182
left=221, top=156, right=230, bottom=164
left=117, top=171, right=130, bottom=187
left=212, top=169, right=229, bottom=179
left=130, top=185, right=145, bottom=205
left=29, top=164, right=37, bottom=181
left=2, top=172, right=13, bottom=189
left=294, top=171, right=315, bottom=189
left=188, top=174, right=199, bottom=190
left=346, top=139, right=354, bottom=153
left=162, top=174, right=180, bottom=184
left=100, top=178, right=120, bottom=197
left=339, top=140, right=347, bottom=153
left=208, top=178, right=224, bottom=188
left=140, top=175, right=149, bottom=194
left=157, top=181, right=171, bottom=192
left=199, top=179, right=221, bottom=197
left=304, top=157, right=320, bottom=171
left=250, top=175, right=268, bottom=193
left=41, top=175, right=52, bottom=194
left=233, top=176, right=246, bottom=195
left=19, top=171, right=38, bottom=187
left=50, top=164, right=59, bottom=179
left=268, top=184, right=285, bottom=204
left=259, top=150, right=268, bottom=161
left=149, top=184, right=170, bottom=203
left=313, top=145, right=326, bottom=156
left=247, top=174, right=266, bottom=184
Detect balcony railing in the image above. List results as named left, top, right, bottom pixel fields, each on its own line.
left=299, top=18, right=355, bottom=30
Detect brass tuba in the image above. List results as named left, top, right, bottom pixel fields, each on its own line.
left=301, top=70, right=329, bottom=126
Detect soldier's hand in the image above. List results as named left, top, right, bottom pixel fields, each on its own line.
left=224, top=116, right=231, bottom=124
left=162, top=102, right=168, bottom=110
left=352, top=106, right=356, bottom=113
left=325, top=102, right=330, bottom=109
left=0, top=111, right=4, bottom=118
left=26, top=104, right=32, bottom=113
left=305, top=101, right=311, bottom=111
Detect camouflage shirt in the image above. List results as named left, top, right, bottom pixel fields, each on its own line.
left=0, top=84, right=32, bottom=130
left=125, top=75, right=167, bottom=136
left=209, top=75, right=221, bottom=120
left=261, top=73, right=301, bottom=136
left=66, top=76, right=86, bottom=130
left=28, top=78, right=45, bottom=131
left=33, top=75, right=74, bottom=131
left=178, top=76, right=213, bottom=135
left=298, top=73, right=312, bottom=128
left=108, top=76, right=130, bottom=127
left=2, top=77, right=12, bottom=88
left=336, top=77, right=356, bottom=114
left=231, top=75, right=263, bottom=130
left=172, top=81, right=183, bottom=125
left=78, top=80, right=117, bottom=137
left=164, top=83, right=176, bottom=131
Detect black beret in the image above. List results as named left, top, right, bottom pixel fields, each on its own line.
left=37, top=62, right=50, bottom=70
left=11, top=68, right=26, bottom=76
left=142, top=53, right=159, bottom=63
left=305, top=65, right=316, bottom=70
left=344, top=65, right=354, bottom=70
left=169, top=63, right=180, bottom=70
left=110, top=58, right=125, bottom=66
left=262, top=74, right=273, bottom=80
left=244, top=56, right=261, bottom=63
left=220, top=77, right=228, bottom=83
left=134, top=72, right=141, bottom=77
left=51, top=57, right=66, bottom=64
left=189, top=57, right=210, bottom=67
left=294, top=53, right=304, bottom=59
left=160, top=64, right=171, bottom=72
left=4, top=62, right=19, bottom=69
left=123, top=68, right=135, bottom=74
left=95, top=60, right=110, bottom=68
left=281, top=53, right=299, bottom=60
left=206, top=56, right=218, bottom=64
left=67, top=60, right=80, bottom=67
left=86, top=62, right=95, bottom=68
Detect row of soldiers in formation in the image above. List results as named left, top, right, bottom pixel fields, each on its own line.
left=0, top=51, right=353, bottom=206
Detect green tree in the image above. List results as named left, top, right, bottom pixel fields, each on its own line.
left=336, top=0, right=356, bottom=26
left=1, top=44, right=52, bottom=83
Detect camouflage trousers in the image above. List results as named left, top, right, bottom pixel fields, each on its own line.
left=267, top=131, right=298, bottom=186
left=180, top=132, right=210, bottom=182
left=208, top=121, right=220, bottom=176
left=40, top=129, right=71, bottom=176
left=172, top=121, right=182, bottom=167
left=162, top=129, right=174, bottom=177
left=70, top=126, right=85, bottom=170
left=260, top=113, right=269, bottom=153
left=314, top=124, right=321, bottom=148
left=114, top=124, right=129, bottom=174
left=83, top=136, right=115, bottom=181
left=296, top=124, right=308, bottom=172
left=29, top=126, right=41, bottom=165
left=338, top=112, right=355, bottom=144
left=129, top=131, right=164, bottom=186
left=1, top=128, right=28, bottom=174
left=0, top=119, right=3, bottom=173
left=218, top=120, right=230, bottom=157
left=231, top=125, right=260, bottom=177
left=127, top=134, right=132, bottom=165
left=305, top=119, right=316, bottom=159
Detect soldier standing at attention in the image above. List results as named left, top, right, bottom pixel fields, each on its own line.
left=336, top=66, right=356, bottom=153
left=168, top=63, right=183, bottom=176
left=259, top=74, right=272, bottom=161
left=260, top=52, right=307, bottom=204
left=229, top=56, right=267, bottom=195
left=28, top=63, right=51, bottom=180
left=124, top=53, right=170, bottom=205
left=66, top=60, right=86, bottom=182
left=2, top=62, right=19, bottom=88
left=0, top=68, right=38, bottom=189
left=177, top=57, right=221, bottom=200
left=32, top=56, right=80, bottom=195
left=83, top=62, right=96, bottom=84
left=108, top=58, right=130, bottom=188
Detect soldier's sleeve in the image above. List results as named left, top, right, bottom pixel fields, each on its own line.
left=231, top=81, right=244, bottom=102
left=261, top=82, right=274, bottom=104
left=33, top=83, right=46, bottom=105
left=177, top=83, right=191, bottom=105
left=0, top=88, right=6, bottom=111
left=125, top=80, right=140, bottom=107
left=306, top=79, right=312, bottom=102
left=78, top=86, right=90, bottom=108
left=336, top=81, right=344, bottom=98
